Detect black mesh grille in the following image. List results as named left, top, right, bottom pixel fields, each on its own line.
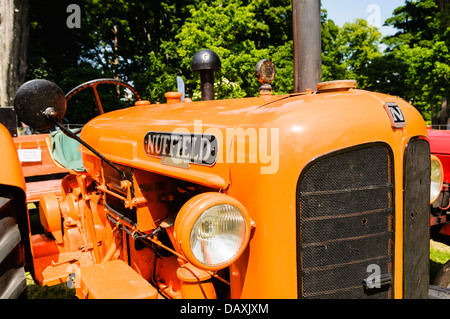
left=297, top=144, right=394, bottom=299
left=403, top=138, right=430, bottom=299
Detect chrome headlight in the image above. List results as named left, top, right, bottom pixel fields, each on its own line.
left=431, top=155, right=444, bottom=204
left=174, top=193, right=251, bottom=270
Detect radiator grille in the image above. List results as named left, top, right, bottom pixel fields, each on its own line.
left=403, top=138, right=430, bottom=299
left=297, top=144, right=394, bottom=299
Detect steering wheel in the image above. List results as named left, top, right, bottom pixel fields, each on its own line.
left=65, top=78, right=141, bottom=115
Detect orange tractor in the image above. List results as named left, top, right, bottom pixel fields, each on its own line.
left=1, top=71, right=443, bottom=299
left=0, top=1, right=444, bottom=299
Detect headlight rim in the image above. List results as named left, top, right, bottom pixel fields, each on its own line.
left=430, top=154, right=444, bottom=204
left=174, top=192, right=251, bottom=271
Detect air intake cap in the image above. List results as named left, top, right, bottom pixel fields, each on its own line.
left=317, top=80, right=357, bottom=93
left=191, top=49, right=221, bottom=71
left=191, top=49, right=221, bottom=101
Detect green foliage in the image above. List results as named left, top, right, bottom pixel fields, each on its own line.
left=372, top=0, right=450, bottom=124
left=321, top=10, right=346, bottom=81
left=430, top=239, right=450, bottom=283
left=25, top=0, right=449, bottom=124
left=26, top=270, right=76, bottom=299
left=383, top=0, right=441, bottom=48
left=339, top=19, right=383, bottom=88
left=171, top=0, right=290, bottom=99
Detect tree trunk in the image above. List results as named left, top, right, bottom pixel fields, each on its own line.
left=437, top=0, right=450, bottom=126
left=437, top=0, right=450, bottom=27
left=112, top=24, right=120, bottom=96
left=0, top=0, right=29, bottom=107
left=440, top=97, right=448, bottom=126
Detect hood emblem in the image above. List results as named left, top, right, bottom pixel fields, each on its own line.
left=383, top=102, right=406, bottom=128
left=144, top=131, right=218, bottom=168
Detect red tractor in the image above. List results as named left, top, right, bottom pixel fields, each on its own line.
left=428, top=127, right=450, bottom=289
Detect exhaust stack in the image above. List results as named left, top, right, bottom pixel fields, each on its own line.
left=191, top=49, right=221, bottom=101
left=292, top=0, right=322, bottom=93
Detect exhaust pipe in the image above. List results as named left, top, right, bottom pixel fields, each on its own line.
left=292, top=0, right=322, bottom=93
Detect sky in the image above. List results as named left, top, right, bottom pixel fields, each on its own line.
left=321, top=0, right=406, bottom=37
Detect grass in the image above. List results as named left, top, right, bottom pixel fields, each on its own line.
left=26, top=272, right=76, bottom=299
left=430, top=239, right=450, bottom=284
left=430, top=239, right=450, bottom=264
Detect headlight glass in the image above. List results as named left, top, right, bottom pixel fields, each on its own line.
left=430, top=156, right=444, bottom=204
left=190, top=204, right=247, bottom=267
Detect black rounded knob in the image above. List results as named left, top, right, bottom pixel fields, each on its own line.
left=191, top=49, right=221, bottom=71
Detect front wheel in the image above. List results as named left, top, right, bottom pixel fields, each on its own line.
left=434, top=260, right=450, bottom=288
left=0, top=187, right=27, bottom=299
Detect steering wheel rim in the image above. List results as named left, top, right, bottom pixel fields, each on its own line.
left=65, top=78, right=141, bottom=115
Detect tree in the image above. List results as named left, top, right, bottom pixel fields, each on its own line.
left=171, top=1, right=361, bottom=99
left=320, top=13, right=384, bottom=88
left=0, top=0, right=29, bottom=107
left=338, top=19, right=383, bottom=88
left=172, top=0, right=277, bottom=99
left=376, top=0, right=450, bottom=124
left=27, top=0, right=88, bottom=83
left=26, top=0, right=116, bottom=123
left=321, top=9, right=346, bottom=81
left=23, top=0, right=392, bottom=124
left=26, top=0, right=197, bottom=122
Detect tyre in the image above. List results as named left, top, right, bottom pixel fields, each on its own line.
left=434, top=260, right=450, bottom=289
left=0, top=187, right=27, bottom=299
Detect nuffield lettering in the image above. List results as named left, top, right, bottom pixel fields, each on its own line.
left=144, top=131, right=217, bottom=166
left=144, top=121, right=280, bottom=174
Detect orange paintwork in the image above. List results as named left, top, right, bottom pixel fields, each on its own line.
left=165, top=91, right=182, bottom=104
left=76, top=260, right=158, bottom=299
left=13, top=134, right=67, bottom=177
left=13, top=134, right=68, bottom=202
left=0, top=124, right=26, bottom=191
left=70, top=88, right=427, bottom=299
left=13, top=84, right=429, bottom=299
left=29, top=173, right=106, bottom=286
